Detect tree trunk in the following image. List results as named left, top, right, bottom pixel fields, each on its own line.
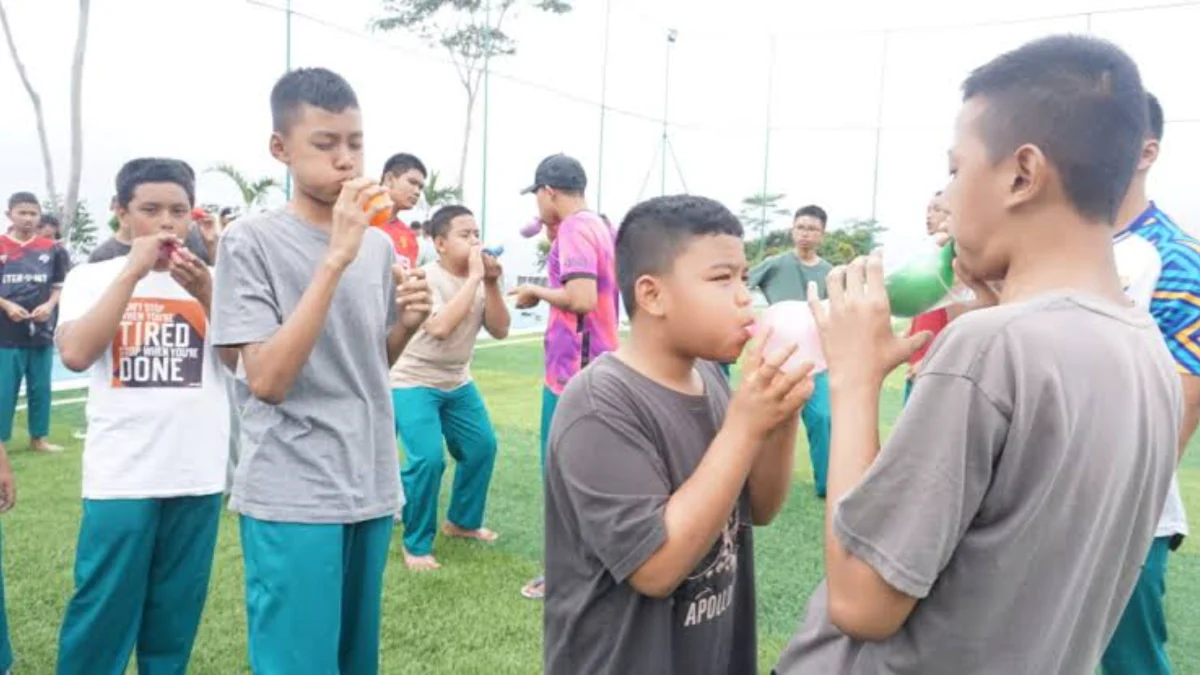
left=457, top=90, right=477, bottom=193
left=0, top=0, right=59, bottom=210
left=62, top=0, right=91, bottom=242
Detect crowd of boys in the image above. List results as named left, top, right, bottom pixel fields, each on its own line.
left=0, top=33, right=1193, bottom=675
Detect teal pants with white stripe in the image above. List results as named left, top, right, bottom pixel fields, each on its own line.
left=0, top=346, right=53, bottom=443
left=393, top=383, right=497, bottom=556
left=1101, top=537, right=1173, bottom=674
left=240, top=515, right=393, bottom=675
left=801, top=371, right=831, bottom=498
left=56, top=494, right=222, bottom=675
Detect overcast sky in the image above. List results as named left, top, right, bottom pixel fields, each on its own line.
left=2, top=0, right=1198, bottom=264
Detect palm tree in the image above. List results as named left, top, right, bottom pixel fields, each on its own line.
left=423, top=170, right=463, bottom=209
left=208, top=164, right=280, bottom=211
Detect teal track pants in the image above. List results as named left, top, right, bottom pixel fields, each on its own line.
left=239, top=515, right=393, bottom=675
left=56, top=494, right=222, bottom=675
left=0, top=525, right=12, bottom=673
left=0, top=346, right=53, bottom=442
left=1102, top=537, right=1174, bottom=674
left=540, top=386, right=560, bottom=474
left=392, top=383, right=498, bottom=556
left=802, top=371, right=831, bottom=498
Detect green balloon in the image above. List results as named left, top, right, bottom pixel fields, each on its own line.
left=884, top=242, right=956, bottom=318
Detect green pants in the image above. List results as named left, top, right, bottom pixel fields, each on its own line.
left=802, top=371, right=831, bottom=498
left=1101, top=537, right=1173, bottom=674
left=0, top=525, right=12, bottom=673
left=0, top=346, right=53, bottom=443
left=56, top=494, right=223, bottom=675
left=393, top=383, right=497, bottom=556
left=240, top=515, right=393, bottom=675
left=540, top=386, right=560, bottom=474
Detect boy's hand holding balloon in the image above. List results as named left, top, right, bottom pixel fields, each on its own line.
left=810, top=253, right=932, bottom=387
left=728, top=332, right=815, bottom=440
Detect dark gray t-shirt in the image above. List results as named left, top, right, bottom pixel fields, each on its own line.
left=211, top=210, right=401, bottom=524
left=775, top=293, right=1180, bottom=675
left=544, top=355, right=757, bottom=675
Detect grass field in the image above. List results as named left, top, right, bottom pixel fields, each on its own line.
left=5, top=337, right=1200, bottom=674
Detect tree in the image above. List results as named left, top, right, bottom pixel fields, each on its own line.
left=743, top=218, right=885, bottom=267
left=422, top=170, right=463, bottom=209
left=817, top=220, right=885, bottom=265
left=208, top=164, right=281, bottom=211
left=45, top=197, right=98, bottom=258
left=738, top=192, right=790, bottom=261
left=0, top=0, right=92, bottom=241
left=373, top=0, right=573, bottom=188
left=535, top=238, right=551, bottom=271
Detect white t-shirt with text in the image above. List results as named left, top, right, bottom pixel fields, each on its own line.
left=58, top=258, right=231, bottom=499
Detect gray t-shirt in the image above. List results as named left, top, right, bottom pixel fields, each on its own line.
left=775, top=292, right=1180, bottom=675
left=211, top=209, right=401, bottom=524
left=544, top=355, right=757, bottom=675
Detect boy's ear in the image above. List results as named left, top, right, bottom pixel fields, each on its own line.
left=1006, top=143, right=1048, bottom=210
left=634, top=274, right=667, bottom=319
left=269, top=132, right=288, bottom=163
left=1138, top=139, right=1160, bottom=172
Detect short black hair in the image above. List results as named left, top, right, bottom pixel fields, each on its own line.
left=39, top=213, right=60, bottom=228
left=271, top=67, right=360, bottom=134
left=428, top=205, right=474, bottom=239
left=962, top=35, right=1146, bottom=224
left=616, top=195, right=744, bottom=319
left=794, top=205, right=827, bottom=227
left=115, top=158, right=196, bottom=209
left=381, top=153, right=428, bottom=181
left=1147, top=92, right=1164, bottom=141
left=7, top=192, right=38, bottom=211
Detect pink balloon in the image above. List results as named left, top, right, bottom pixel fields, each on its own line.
left=757, top=300, right=827, bottom=374
left=520, top=219, right=544, bottom=238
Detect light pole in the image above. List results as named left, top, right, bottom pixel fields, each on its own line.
left=661, top=28, right=678, bottom=196
left=481, top=1, right=492, bottom=241
left=284, top=0, right=293, bottom=199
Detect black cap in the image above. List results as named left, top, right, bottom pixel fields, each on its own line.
left=520, top=154, right=587, bottom=195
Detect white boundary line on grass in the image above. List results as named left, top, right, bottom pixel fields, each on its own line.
left=22, top=334, right=549, bottom=411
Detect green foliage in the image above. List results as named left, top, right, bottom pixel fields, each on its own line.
left=207, top=164, right=280, bottom=211
left=423, top=171, right=464, bottom=208
left=107, top=214, right=119, bottom=233
left=738, top=192, right=790, bottom=256
left=374, top=0, right=572, bottom=62
left=745, top=219, right=885, bottom=267
left=535, top=237, right=551, bottom=271
left=818, top=219, right=885, bottom=265
left=42, top=197, right=98, bottom=256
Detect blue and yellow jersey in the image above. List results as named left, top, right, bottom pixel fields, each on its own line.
left=1115, top=203, right=1200, bottom=376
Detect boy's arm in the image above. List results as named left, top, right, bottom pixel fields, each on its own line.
left=747, top=256, right=774, bottom=291
left=387, top=267, right=432, bottom=364
left=235, top=260, right=347, bottom=405
left=220, top=181, right=384, bottom=402
left=823, top=373, right=1004, bottom=641
left=482, top=278, right=510, bottom=339
left=423, top=271, right=482, bottom=340
left=57, top=234, right=173, bottom=371
left=558, top=350, right=807, bottom=600
left=558, top=415, right=763, bottom=601
left=514, top=222, right=600, bottom=313
left=746, top=412, right=800, bottom=525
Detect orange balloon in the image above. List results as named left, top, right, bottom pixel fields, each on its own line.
left=366, top=194, right=393, bottom=227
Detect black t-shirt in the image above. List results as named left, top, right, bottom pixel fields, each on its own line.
left=89, top=227, right=210, bottom=264
left=544, top=355, right=757, bottom=675
left=0, top=234, right=71, bottom=347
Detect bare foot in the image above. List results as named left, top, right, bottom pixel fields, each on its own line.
left=442, top=522, right=499, bottom=543
left=521, top=576, right=545, bottom=600
left=403, top=550, right=441, bottom=572
left=31, top=439, right=63, bottom=454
